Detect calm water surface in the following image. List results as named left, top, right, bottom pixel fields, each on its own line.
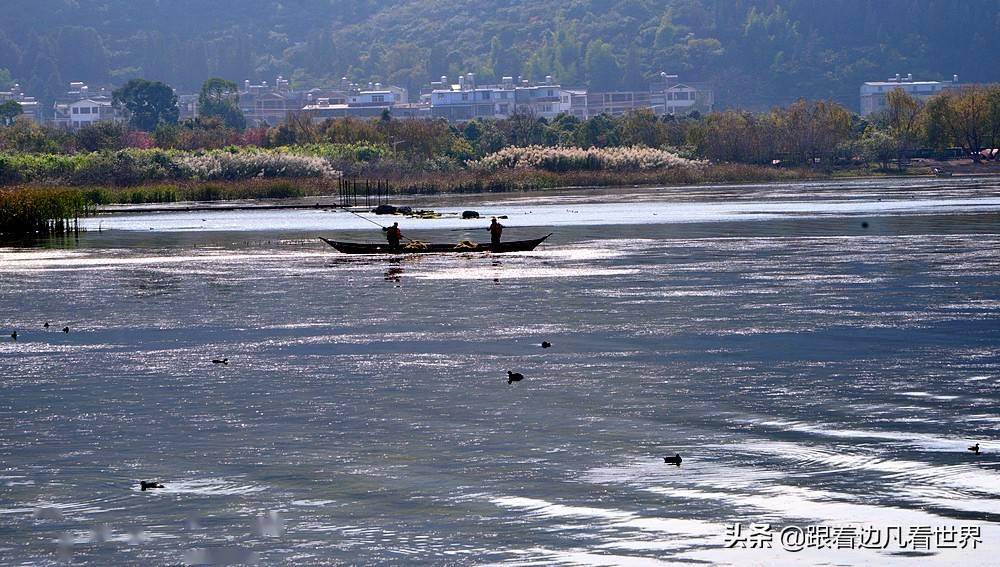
left=1, top=178, right=999, bottom=565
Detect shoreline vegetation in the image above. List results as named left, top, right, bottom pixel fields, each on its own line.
left=5, top=161, right=995, bottom=234
left=3, top=85, right=1000, bottom=236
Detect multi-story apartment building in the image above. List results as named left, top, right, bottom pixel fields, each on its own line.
left=860, top=74, right=959, bottom=116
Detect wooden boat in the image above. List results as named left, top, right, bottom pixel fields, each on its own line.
left=319, top=234, right=552, bottom=255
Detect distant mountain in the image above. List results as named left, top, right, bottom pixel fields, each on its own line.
left=2, top=0, right=997, bottom=111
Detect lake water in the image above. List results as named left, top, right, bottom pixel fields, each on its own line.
left=1, top=177, right=999, bottom=565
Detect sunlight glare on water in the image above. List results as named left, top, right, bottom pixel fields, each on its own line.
left=1, top=178, right=999, bottom=564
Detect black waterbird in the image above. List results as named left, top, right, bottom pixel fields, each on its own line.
left=664, top=454, right=683, bottom=466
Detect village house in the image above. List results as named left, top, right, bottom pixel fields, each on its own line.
left=427, top=72, right=711, bottom=122
left=238, top=76, right=300, bottom=126
left=427, top=74, right=578, bottom=121
left=51, top=82, right=121, bottom=129
left=0, top=83, right=41, bottom=122
left=62, top=99, right=119, bottom=129
left=588, top=73, right=713, bottom=117
left=177, top=93, right=199, bottom=121
left=300, top=83, right=423, bottom=122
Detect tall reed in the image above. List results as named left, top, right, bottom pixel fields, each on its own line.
left=0, top=187, right=89, bottom=236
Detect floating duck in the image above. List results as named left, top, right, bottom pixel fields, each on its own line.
left=541, top=341, right=552, bottom=348
left=507, top=371, right=524, bottom=385
left=43, top=322, right=50, bottom=329
left=62, top=327, right=70, bottom=333
left=140, top=480, right=164, bottom=491
left=664, top=453, right=683, bottom=466
left=10, top=331, right=16, bottom=340
left=212, top=358, right=229, bottom=365
left=969, top=443, right=980, bottom=455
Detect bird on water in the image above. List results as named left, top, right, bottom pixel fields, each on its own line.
left=969, top=443, right=980, bottom=455
left=62, top=326, right=69, bottom=333
left=212, top=358, right=229, bottom=365
left=507, top=371, right=524, bottom=385
left=664, top=453, right=683, bottom=466
left=10, top=331, right=16, bottom=340
left=140, top=480, right=164, bottom=491
left=541, top=341, right=552, bottom=348
left=44, top=322, right=50, bottom=328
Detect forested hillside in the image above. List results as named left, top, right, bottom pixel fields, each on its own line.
left=2, top=0, right=997, bottom=110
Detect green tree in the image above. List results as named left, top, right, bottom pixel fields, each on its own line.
left=927, top=87, right=990, bottom=161
left=859, top=126, right=895, bottom=170
left=617, top=109, right=663, bottom=147
left=881, top=88, right=922, bottom=168
left=573, top=113, right=618, bottom=148
left=113, top=79, right=179, bottom=131
left=584, top=40, right=620, bottom=91
left=773, top=99, right=852, bottom=166
left=0, top=100, right=23, bottom=126
left=76, top=121, right=127, bottom=151
left=198, top=77, right=245, bottom=130
left=0, top=117, right=64, bottom=152
left=921, top=94, right=952, bottom=152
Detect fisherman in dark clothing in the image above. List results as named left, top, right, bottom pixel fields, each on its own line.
left=488, top=217, right=504, bottom=247
left=383, top=222, right=402, bottom=249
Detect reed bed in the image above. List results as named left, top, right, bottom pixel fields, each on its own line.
left=80, top=179, right=337, bottom=204
left=470, top=145, right=705, bottom=173
left=390, top=163, right=815, bottom=194
left=0, top=148, right=341, bottom=187
left=0, top=186, right=89, bottom=235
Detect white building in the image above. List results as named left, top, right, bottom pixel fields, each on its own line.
left=648, top=73, right=714, bottom=116
left=51, top=98, right=121, bottom=129
left=428, top=72, right=711, bottom=122
left=300, top=85, right=426, bottom=122
left=429, top=74, right=578, bottom=121
left=594, top=73, right=713, bottom=117
left=50, top=82, right=118, bottom=128
left=67, top=99, right=118, bottom=129
left=860, top=74, right=959, bottom=116
left=349, top=89, right=402, bottom=107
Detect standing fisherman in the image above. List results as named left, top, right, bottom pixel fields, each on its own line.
left=488, top=217, right=504, bottom=248
left=382, top=222, right=402, bottom=250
